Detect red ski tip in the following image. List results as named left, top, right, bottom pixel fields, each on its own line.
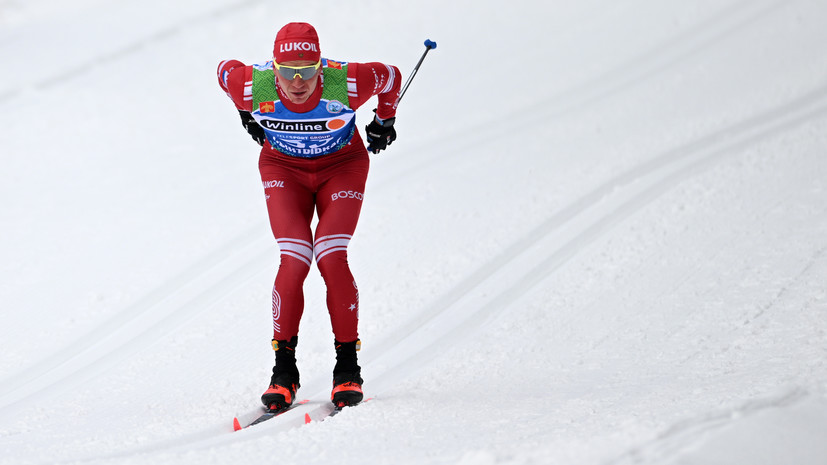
left=304, top=413, right=312, bottom=424
left=232, top=417, right=242, bottom=431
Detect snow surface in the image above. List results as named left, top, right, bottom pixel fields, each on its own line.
left=1, top=0, right=827, bottom=463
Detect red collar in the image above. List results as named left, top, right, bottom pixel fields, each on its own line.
left=276, top=78, right=323, bottom=113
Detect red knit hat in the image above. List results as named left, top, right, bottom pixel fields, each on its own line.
left=273, top=22, right=321, bottom=63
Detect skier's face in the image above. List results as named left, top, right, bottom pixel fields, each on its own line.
left=274, top=60, right=322, bottom=104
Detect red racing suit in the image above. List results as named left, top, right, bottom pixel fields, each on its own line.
left=217, top=58, right=401, bottom=343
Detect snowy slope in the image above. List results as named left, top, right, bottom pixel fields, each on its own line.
left=1, top=0, right=826, bottom=464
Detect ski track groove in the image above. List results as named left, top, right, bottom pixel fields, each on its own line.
left=0, top=230, right=274, bottom=415
left=0, top=0, right=263, bottom=105
left=380, top=0, right=784, bottom=182
left=365, top=85, right=827, bottom=396
left=605, top=388, right=811, bottom=465
left=521, top=0, right=786, bottom=121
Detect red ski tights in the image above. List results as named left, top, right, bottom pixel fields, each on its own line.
left=259, top=149, right=368, bottom=343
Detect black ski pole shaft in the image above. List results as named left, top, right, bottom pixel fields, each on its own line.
left=396, top=39, right=437, bottom=106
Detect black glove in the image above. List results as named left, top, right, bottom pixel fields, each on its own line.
left=238, top=110, right=266, bottom=146
left=365, top=110, right=397, bottom=154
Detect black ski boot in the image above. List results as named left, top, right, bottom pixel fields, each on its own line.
left=331, top=339, right=364, bottom=407
left=261, top=337, right=300, bottom=411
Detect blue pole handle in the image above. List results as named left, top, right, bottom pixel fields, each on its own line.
left=424, top=39, right=437, bottom=49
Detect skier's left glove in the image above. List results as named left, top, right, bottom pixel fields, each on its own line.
left=238, top=110, right=266, bottom=146
left=365, top=110, right=397, bottom=154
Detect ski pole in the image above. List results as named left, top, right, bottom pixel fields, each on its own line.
left=396, top=39, right=437, bottom=106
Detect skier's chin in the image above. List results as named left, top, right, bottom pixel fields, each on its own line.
left=288, top=90, right=309, bottom=103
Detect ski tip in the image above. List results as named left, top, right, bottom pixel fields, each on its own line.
left=232, top=417, right=242, bottom=431
left=304, top=413, right=312, bottom=424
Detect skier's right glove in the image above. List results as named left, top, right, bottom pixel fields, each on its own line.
left=365, top=110, right=397, bottom=154
left=238, top=110, right=266, bottom=146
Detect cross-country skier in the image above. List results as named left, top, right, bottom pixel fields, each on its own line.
left=217, top=22, right=400, bottom=410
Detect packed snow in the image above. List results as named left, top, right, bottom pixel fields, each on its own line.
left=1, top=0, right=826, bottom=464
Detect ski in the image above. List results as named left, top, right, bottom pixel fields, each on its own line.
left=233, top=399, right=309, bottom=431
left=327, top=402, right=353, bottom=418
left=329, top=396, right=373, bottom=417
left=303, top=397, right=373, bottom=423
